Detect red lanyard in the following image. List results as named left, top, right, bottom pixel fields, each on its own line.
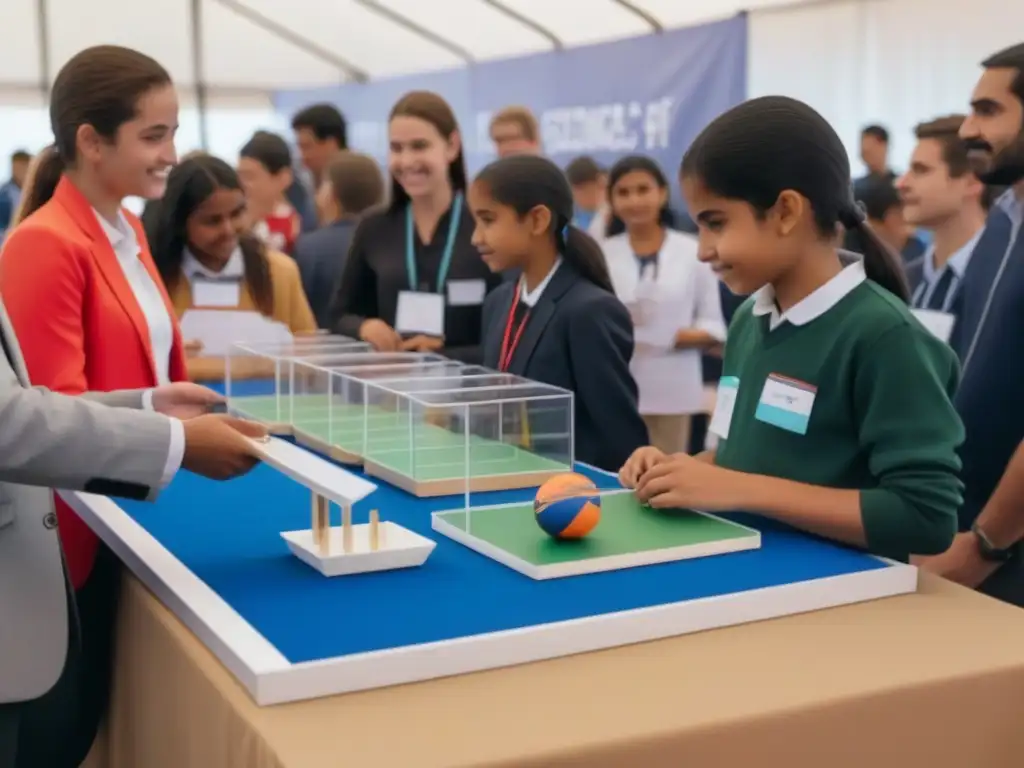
left=499, top=288, right=530, bottom=372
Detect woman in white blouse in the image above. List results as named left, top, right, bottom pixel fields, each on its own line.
left=601, top=155, right=726, bottom=455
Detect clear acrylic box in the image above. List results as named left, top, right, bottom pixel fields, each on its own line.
left=289, top=356, right=479, bottom=462
left=225, top=337, right=371, bottom=432
left=359, top=378, right=575, bottom=497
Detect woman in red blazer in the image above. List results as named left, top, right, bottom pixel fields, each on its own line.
left=0, top=45, right=186, bottom=768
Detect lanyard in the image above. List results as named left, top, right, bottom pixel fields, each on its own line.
left=405, top=192, right=463, bottom=292
left=499, top=287, right=530, bottom=372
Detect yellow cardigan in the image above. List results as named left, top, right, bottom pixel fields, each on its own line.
left=170, top=249, right=318, bottom=381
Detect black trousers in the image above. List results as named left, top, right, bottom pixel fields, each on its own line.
left=0, top=547, right=121, bottom=768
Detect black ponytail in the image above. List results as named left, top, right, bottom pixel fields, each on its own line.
left=681, top=95, right=910, bottom=302
left=559, top=223, right=614, bottom=293
left=475, top=154, right=614, bottom=293
left=837, top=206, right=910, bottom=302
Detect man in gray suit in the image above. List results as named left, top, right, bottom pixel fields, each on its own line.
left=0, top=303, right=267, bottom=767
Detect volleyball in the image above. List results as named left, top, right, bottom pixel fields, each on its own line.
left=533, top=473, right=602, bottom=539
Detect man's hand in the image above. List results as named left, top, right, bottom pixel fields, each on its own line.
left=915, top=532, right=1002, bottom=589
left=181, top=414, right=267, bottom=480
left=400, top=334, right=444, bottom=352
left=152, top=382, right=225, bottom=419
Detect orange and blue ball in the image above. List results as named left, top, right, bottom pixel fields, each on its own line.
left=533, top=473, right=601, bottom=539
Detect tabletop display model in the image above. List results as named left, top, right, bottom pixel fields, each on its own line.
left=432, top=479, right=761, bottom=580
left=223, top=340, right=400, bottom=432
left=289, top=359, right=489, bottom=463
left=358, top=375, right=575, bottom=496
left=250, top=436, right=437, bottom=577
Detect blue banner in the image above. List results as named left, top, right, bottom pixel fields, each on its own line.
left=273, top=15, right=747, bottom=196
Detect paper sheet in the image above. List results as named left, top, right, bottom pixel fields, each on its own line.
left=179, top=309, right=293, bottom=357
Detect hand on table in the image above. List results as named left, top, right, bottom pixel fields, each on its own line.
left=914, top=532, right=1002, bottom=589
left=181, top=414, right=267, bottom=480
left=152, top=382, right=225, bottom=419
left=184, top=339, right=204, bottom=357
left=618, top=446, right=669, bottom=488
left=634, top=452, right=745, bottom=511
left=400, top=334, right=444, bottom=353
left=359, top=319, right=402, bottom=351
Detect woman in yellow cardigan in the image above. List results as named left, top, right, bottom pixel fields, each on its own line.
left=145, top=154, right=316, bottom=381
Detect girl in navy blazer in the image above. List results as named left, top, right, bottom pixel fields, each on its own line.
left=469, top=154, right=649, bottom=472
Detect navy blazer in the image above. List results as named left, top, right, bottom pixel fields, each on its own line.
left=293, top=220, right=357, bottom=329
left=481, top=262, right=648, bottom=473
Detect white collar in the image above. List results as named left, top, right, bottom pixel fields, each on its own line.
left=520, top=257, right=562, bottom=307
left=182, top=246, right=245, bottom=279
left=922, top=227, right=983, bottom=282
left=996, top=186, right=1024, bottom=230
left=93, top=207, right=137, bottom=253
left=751, top=256, right=866, bottom=331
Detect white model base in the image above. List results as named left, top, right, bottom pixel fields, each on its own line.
left=281, top=523, right=436, bottom=577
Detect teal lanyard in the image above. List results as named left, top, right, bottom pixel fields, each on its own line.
left=405, top=192, right=463, bottom=293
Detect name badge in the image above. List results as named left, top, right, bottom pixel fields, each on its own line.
left=395, top=290, right=445, bottom=336
left=912, top=308, right=955, bottom=343
left=709, top=376, right=740, bottom=439
left=755, top=374, right=816, bottom=435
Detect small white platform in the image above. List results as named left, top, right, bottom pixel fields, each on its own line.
left=281, top=523, right=436, bottom=576
left=248, top=436, right=377, bottom=506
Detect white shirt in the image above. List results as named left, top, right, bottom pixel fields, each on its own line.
left=182, top=247, right=245, bottom=281
left=751, top=256, right=866, bottom=331
left=519, top=257, right=562, bottom=307
left=604, top=229, right=726, bottom=415
left=94, top=208, right=184, bottom=488
left=910, top=228, right=982, bottom=311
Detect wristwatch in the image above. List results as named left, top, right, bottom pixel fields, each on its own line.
left=971, top=521, right=1016, bottom=563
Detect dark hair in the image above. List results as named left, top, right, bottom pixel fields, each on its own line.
left=325, top=152, right=385, bottom=215
left=10, top=150, right=30, bottom=164
left=861, top=124, right=890, bottom=143
left=681, top=96, right=909, bottom=302
left=982, top=43, right=1024, bottom=105
left=291, top=103, right=348, bottom=149
left=605, top=154, right=674, bottom=238
left=565, top=156, right=603, bottom=186
left=240, top=131, right=292, bottom=175
left=474, top=154, right=613, bottom=293
left=915, top=115, right=971, bottom=176
left=17, top=45, right=171, bottom=223
left=144, top=154, right=274, bottom=315
left=855, top=176, right=902, bottom=222
left=387, top=91, right=467, bottom=211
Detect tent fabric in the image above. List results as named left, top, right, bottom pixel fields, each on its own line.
left=0, top=0, right=803, bottom=90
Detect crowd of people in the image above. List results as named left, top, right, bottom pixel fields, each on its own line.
left=0, top=35, right=1023, bottom=768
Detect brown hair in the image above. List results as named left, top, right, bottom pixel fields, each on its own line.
left=387, top=91, right=466, bottom=211
left=914, top=115, right=971, bottom=177
left=15, top=45, right=171, bottom=224
left=489, top=106, right=539, bottom=143
left=326, top=152, right=385, bottom=216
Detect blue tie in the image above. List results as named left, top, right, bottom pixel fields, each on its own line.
left=952, top=208, right=1014, bottom=362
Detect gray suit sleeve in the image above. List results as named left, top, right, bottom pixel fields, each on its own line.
left=81, top=388, right=148, bottom=410
left=0, top=385, right=175, bottom=500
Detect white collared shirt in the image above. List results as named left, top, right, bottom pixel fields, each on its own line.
left=93, top=208, right=184, bottom=488
left=182, top=247, right=245, bottom=281
left=911, top=228, right=982, bottom=311
left=751, top=258, right=866, bottom=331
left=520, top=257, right=562, bottom=307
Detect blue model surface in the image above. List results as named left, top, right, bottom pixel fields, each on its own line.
left=115, top=380, right=892, bottom=664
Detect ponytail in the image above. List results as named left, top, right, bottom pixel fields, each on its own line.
left=560, top=222, right=614, bottom=294
left=838, top=206, right=910, bottom=303
left=10, top=145, right=64, bottom=228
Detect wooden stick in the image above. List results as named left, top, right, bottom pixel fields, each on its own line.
left=315, top=495, right=330, bottom=555
left=370, top=509, right=380, bottom=550
left=342, top=504, right=353, bottom=553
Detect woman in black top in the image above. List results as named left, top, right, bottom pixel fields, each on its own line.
left=328, top=90, right=501, bottom=363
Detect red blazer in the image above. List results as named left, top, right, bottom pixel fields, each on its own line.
left=0, top=176, right=187, bottom=589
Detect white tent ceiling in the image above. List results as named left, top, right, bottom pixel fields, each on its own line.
left=0, top=0, right=805, bottom=91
